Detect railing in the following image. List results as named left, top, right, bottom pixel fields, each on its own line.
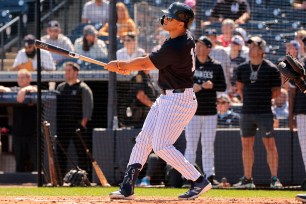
left=0, top=16, right=21, bottom=71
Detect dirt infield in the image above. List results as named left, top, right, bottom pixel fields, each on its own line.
left=0, top=196, right=302, bottom=204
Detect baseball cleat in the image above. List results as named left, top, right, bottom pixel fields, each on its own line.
left=109, top=163, right=141, bottom=200
left=233, top=176, right=255, bottom=189
left=109, top=190, right=135, bottom=200
left=178, top=176, right=212, bottom=200
left=270, top=176, right=283, bottom=189
left=296, top=194, right=306, bottom=203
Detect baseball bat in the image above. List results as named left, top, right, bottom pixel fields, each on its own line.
left=34, top=40, right=107, bottom=67
left=75, top=128, right=111, bottom=187
left=43, top=121, right=59, bottom=186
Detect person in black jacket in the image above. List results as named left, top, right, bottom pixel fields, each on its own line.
left=184, top=36, right=226, bottom=186
left=126, top=70, right=157, bottom=128
left=56, top=62, right=93, bottom=180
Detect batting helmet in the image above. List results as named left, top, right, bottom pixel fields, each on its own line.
left=160, top=2, right=194, bottom=29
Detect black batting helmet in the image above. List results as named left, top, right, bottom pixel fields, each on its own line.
left=160, top=2, right=194, bottom=29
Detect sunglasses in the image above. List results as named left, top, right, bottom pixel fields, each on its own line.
left=163, top=15, right=175, bottom=22
left=124, top=39, right=133, bottom=42
left=217, top=101, right=228, bottom=105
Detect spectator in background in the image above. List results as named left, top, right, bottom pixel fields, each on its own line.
left=234, top=36, right=282, bottom=189
left=82, top=0, right=109, bottom=25
left=205, top=29, right=231, bottom=93
left=202, top=0, right=250, bottom=26
left=295, top=30, right=306, bottom=57
left=272, top=88, right=289, bottom=127
left=217, top=19, right=236, bottom=47
left=13, top=35, right=55, bottom=71
left=225, top=35, right=249, bottom=100
left=289, top=56, right=306, bottom=190
left=126, top=70, right=157, bottom=128
left=74, top=25, right=108, bottom=60
left=116, top=33, right=146, bottom=63
left=56, top=62, right=94, bottom=180
left=98, top=2, right=136, bottom=40
left=233, top=27, right=249, bottom=52
left=41, top=20, right=74, bottom=64
left=217, top=93, right=240, bottom=128
left=184, top=36, right=226, bottom=186
left=292, top=0, right=306, bottom=10
left=0, top=69, right=37, bottom=172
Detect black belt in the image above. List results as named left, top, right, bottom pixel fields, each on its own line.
left=161, top=88, right=186, bottom=95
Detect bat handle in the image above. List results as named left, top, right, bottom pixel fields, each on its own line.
left=68, top=52, right=80, bottom=59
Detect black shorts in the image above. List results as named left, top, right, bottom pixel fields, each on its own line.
left=240, top=113, right=274, bottom=138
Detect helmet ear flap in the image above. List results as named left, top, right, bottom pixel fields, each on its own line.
left=160, top=15, right=165, bottom=25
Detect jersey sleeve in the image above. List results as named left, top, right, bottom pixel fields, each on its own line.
left=236, top=64, right=243, bottom=83
left=270, top=66, right=281, bottom=88
left=149, top=44, right=177, bottom=70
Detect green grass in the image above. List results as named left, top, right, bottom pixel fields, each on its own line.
left=0, top=187, right=303, bottom=198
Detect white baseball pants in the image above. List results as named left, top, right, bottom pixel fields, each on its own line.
left=128, top=88, right=202, bottom=181
left=184, top=114, right=218, bottom=177
left=296, top=114, right=306, bottom=172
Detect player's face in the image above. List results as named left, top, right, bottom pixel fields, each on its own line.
left=162, top=16, right=183, bottom=31
left=47, top=28, right=61, bottom=40
left=248, top=43, right=264, bottom=59
left=64, top=65, right=78, bottom=81
left=17, top=73, right=31, bottom=87
left=286, top=44, right=299, bottom=58
left=195, top=42, right=210, bottom=57
left=123, top=37, right=135, bottom=48
left=217, top=100, right=230, bottom=113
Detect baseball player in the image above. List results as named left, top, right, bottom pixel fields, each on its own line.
left=184, top=36, right=226, bottom=186
left=105, top=2, right=212, bottom=200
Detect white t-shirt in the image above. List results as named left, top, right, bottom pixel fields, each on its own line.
left=13, top=49, right=56, bottom=71
left=82, top=0, right=109, bottom=24
left=41, top=34, right=74, bottom=62
left=116, top=47, right=146, bottom=61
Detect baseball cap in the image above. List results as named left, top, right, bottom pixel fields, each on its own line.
left=247, top=36, right=266, bottom=51
left=234, top=27, right=247, bottom=41
left=24, top=34, right=35, bottom=47
left=205, top=28, right=217, bottom=36
left=231, top=35, right=244, bottom=46
left=287, top=40, right=301, bottom=50
left=64, top=61, right=80, bottom=71
left=83, top=25, right=98, bottom=36
left=196, top=35, right=212, bottom=48
left=217, top=94, right=231, bottom=103
left=48, top=20, right=60, bottom=29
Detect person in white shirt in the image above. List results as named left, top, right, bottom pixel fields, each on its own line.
left=41, top=20, right=74, bottom=64
left=74, top=25, right=108, bottom=60
left=13, top=34, right=56, bottom=71
left=82, top=0, right=109, bottom=25
left=205, top=29, right=231, bottom=92
left=116, top=33, right=146, bottom=61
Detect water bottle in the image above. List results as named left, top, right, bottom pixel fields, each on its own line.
left=126, top=107, right=132, bottom=117
left=113, top=116, right=119, bottom=130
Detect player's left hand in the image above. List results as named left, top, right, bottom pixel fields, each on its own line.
left=202, top=80, right=213, bottom=89
left=105, top=61, right=130, bottom=75
left=104, top=61, right=117, bottom=72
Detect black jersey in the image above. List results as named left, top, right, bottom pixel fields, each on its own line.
left=194, top=56, right=226, bottom=115
left=149, top=31, right=195, bottom=90
left=236, top=59, right=281, bottom=114
left=293, top=57, right=306, bottom=115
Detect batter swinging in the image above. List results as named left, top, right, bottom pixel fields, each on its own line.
left=105, top=2, right=212, bottom=200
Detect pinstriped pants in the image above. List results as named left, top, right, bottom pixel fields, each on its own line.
left=296, top=114, right=306, bottom=172
left=184, top=114, right=218, bottom=177
left=128, top=88, right=202, bottom=181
